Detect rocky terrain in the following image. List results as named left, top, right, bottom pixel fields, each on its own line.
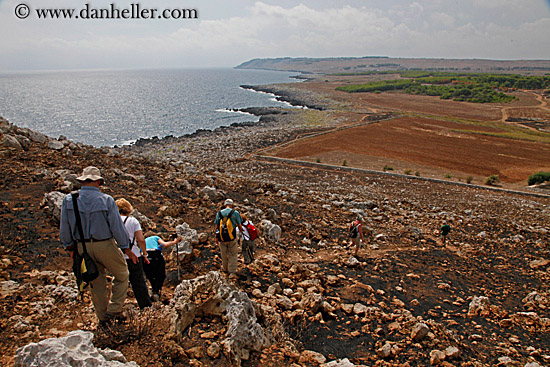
left=1, top=79, right=550, bottom=367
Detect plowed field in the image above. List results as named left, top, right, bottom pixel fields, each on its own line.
left=268, top=76, right=550, bottom=186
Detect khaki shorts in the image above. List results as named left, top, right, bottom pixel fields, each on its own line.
left=352, top=237, right=362, bottom=247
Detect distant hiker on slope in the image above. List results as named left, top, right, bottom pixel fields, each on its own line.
left=440, top=221, right=451, bottom=244
left=348, top=216, right=365, bottom=257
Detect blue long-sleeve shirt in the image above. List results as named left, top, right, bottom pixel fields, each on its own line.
left=59, top=186, right=130, bottom=249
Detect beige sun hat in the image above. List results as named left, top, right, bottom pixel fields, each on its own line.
left=76, top=166, right=104, bottom=182
left=224, top=198, right=234, bottom=206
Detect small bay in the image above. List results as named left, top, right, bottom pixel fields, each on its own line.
left=0, top=68, right=298, bottom=147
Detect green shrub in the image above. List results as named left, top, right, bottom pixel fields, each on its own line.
left=466, top=176, right=473, bottom=184
left=383, top=165, right=394, bottom=171
left=485, top=174, right=500, bottom=186
left=404, top=169, right=412, bottom=175
left=415, top=171, right=420, bottom=176
left=342, top=160, right=347, bottom=166
left=316, top=158, right=321, bottom=163
left=527, top=171, right=550, bottom=186
left=444, top=173, right=452, bottom=179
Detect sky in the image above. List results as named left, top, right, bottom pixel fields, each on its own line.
left=0, top=0, right=549, bottom=71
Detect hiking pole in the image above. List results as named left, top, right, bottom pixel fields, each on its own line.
left=176, top=238, right=180, bottom=281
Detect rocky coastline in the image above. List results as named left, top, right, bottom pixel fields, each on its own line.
left=1, top=79, right=550, bottom=367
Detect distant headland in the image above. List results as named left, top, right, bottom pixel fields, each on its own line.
left=236, top=56, right=550, bottom=76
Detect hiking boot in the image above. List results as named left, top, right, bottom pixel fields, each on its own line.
left=104, top=312, right=126, bottom=323
left=98, top=318, right=112, bottom=329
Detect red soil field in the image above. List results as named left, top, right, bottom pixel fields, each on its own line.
left=268, top=115, right=550, bottom=185
left=268, top=75, right=550, bottom=187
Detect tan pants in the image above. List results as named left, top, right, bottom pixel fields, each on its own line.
left=77, top=238, right=129, bottom=321
left=219, top=239, right=238, bottom=274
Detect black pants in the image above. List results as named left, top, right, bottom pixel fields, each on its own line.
left=126, top=257, right=152, bottom=309
left=143, top=251, right=165, bottom=296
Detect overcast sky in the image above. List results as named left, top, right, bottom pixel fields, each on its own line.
left=0, top=0, right=549, bottom=71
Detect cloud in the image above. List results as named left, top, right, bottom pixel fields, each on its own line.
left=0, top=0, right=548, bottom=70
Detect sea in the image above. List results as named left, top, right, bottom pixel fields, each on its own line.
left=0, top=68, right=300, bottom=147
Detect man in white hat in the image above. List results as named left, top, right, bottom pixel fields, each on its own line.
left=214, top=198, right=243, bottom=279
left=60, top=166, right=137, bottom=323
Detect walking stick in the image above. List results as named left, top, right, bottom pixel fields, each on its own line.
left=176, top=238, right=180, bottom=281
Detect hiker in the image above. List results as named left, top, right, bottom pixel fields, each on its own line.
left=348, top=216, right=365, bottom=257
left=239, top=213, right=261, bottom=265
left=215, top=198, right=243, bottom=279
left=116, top=198, right=152, bottom=309
left=440, top=221, right=451, bottom=244
left=143, top=232, right=181, bottom=302
left=59, top=166, right=136, bottom=323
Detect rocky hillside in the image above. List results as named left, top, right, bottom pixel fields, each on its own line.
left=1, top=101, right=550, bottom=367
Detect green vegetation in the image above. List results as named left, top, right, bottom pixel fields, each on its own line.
left=404, top=169, right=412, bottom=175
left=444, top=173, right=452, bottom=179
left=342, top=160, right=347, bottom=166
left=485, top=175, right=500, bottom=186
left=527, top=171, right=550, bottom=186
left=316, top=158, right=321, bottom=163
left=466, top=176, right=474, bottom=184
left=383, top=165, right=394, bottom=171
left=335, top=72, right=550, bottom=104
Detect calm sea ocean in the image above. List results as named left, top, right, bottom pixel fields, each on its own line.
left=0, top=68, right=299, bottom=147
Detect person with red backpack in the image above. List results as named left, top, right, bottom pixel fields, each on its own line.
left=348, top=216, right=365, bottom=257
left=239, top=213, right=261, bottom=265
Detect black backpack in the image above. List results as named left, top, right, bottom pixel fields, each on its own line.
left=123, top=216, right=135, bottom=249
left=348, top=221, right=360, bottom=238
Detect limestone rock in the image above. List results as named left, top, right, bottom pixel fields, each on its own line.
left=207, top=342, right=221, bottom=358
left=322, top=358, right=355, bottom=367
left=529, top=259, right=550, bottom=269
left=20, top=127, right=48, bottom=144
left=174, top=223, right=197, bottom=261
left=42, top=191, right=66, bottom=223
left=429, top=349, right=446, bottom=365
left=376, top=342, right=393, bottom=358
left=202, top=186, right=218, bottom=201
left=0, top=280, right=20, bottom=298
left=444, top=346, right=461, bottom=359
left=131, top=209, right=155, bottom=230
left=14, top=330, right=138, bottom=366
left=170, top=271, right=280, bottom=366
left=411, top=322, right=430, bottom=342
left=260, top=219, right=282, bottom=243
left=468, top=296, right=490, bottom=317
left=299, top=350, right=326, bottom=364
left=1, top=134, right=23, bottom=150
left=300, top=292, right=324, bottom=313
left=346, top=257, right=360, bottom=267
left=47, top=139, right=65, bottom=150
